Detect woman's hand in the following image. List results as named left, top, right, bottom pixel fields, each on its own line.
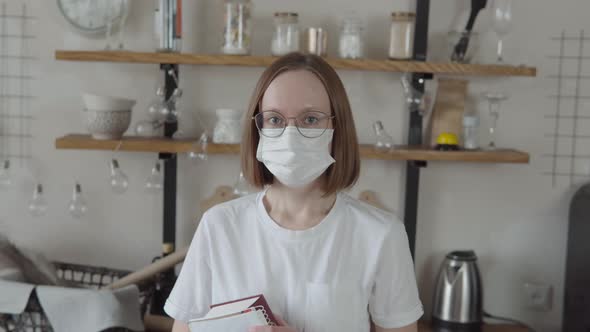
left=248, top=315, right=297, bottom=332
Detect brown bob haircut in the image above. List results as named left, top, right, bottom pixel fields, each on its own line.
left=240, top=52, right=360, bottom=195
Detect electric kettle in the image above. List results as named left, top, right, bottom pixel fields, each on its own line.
left=432, top=250, right=483, bottom=332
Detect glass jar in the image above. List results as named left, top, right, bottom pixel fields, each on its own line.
left=338, top=16, right=364, bottom=59
left=271, top=12, right=300, bottom=56
left=213, top=108, right=242, bottom=144
left=389, top=12, right=415, bottom=60
left=305, top=27, right=327, bottom=56
left=222, top=0, right=252, bottom=55
left=463, top=113, right=480, bottom=150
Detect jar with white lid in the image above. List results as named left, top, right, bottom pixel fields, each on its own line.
left=271, top=12, right=300, bottom=56
left=388, top=12, right=415, bottom=60
left=213, top=108, right=243, bottom=144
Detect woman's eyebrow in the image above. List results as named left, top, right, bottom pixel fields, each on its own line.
left=260, top=107, right=281, bottom=112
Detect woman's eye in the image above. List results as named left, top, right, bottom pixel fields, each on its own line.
left=268, top=117, right=283, bottom=125
left=304, top=116, right=319, bottom=124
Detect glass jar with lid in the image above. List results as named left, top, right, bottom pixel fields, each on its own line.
left=271, top=12, right=300, bottom=56
left=338, top=15, right=364, bottom=59
left=388, top=12, right=415, bottom=60
left=222, top=0, right=252, bottom=55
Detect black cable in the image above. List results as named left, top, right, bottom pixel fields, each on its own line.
left=483, top=311, right=537, bottom=332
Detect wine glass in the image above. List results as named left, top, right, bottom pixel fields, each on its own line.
left=104, top=2, right=116, bottom=50
left=481, top=92, right=509, bottom=150
left=492, top=0, right=513, bottom=63
left=117, top=1, right=129, bottom=50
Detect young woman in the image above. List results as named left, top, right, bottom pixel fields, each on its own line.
left=164, top=53, right=423, bottom=332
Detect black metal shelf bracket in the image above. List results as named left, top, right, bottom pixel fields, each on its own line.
left=150, top=63, right=179, bottom=316
left=159, top=63, right=179, bottom=256
left=404, top=0, right=430, bottom=261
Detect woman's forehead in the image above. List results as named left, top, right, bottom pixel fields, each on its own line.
left=261, top=70, right=331, bottom=113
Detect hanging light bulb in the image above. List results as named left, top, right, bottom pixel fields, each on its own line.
left=146, top=99, right=172, bottom=122
left=373, top=121, right=395, bottom=153
left=135, top=120, right=164, bottom=137
left=0, top=160, right=12, bottom=188
left=28, top=183, right=48, bottom=217
left=155, top=85, right=166, bottom=98
left=110, top=159, right=129, bottom=194
left=188, top=132, right=209, bottom=161
left=145, top=161, right=163, bottom=191
left=68, top=182, right=88, bottom=219
left=233, top=171, right=251, bottom=196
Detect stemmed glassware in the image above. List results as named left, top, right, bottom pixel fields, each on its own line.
left=481, top=91, right=509, bottom=150
left=492, top=0, right=512, bottom=63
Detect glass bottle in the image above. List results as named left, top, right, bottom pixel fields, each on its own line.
left=271, top=12, right=299, bottom=56
left=463, top=112, right=480, bottom=150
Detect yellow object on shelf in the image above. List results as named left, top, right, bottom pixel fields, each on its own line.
left=435, top=133, right=460, bottom=151
left=436, top=132, right=459, bottom=145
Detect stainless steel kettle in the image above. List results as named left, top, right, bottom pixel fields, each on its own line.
left=432, top=250, right=483, bottom=332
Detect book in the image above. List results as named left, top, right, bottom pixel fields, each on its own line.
left=188, top=294, right=279, bottom=332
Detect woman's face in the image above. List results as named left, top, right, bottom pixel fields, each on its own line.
left=260, top=69, right=332, bottom=129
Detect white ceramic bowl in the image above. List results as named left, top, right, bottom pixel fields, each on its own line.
left=82, top=93, right=136, bottom=111
left=84, top=109, right=132, bottom=140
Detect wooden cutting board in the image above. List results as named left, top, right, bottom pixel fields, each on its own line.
left=426, top=78, right=469, bottom=147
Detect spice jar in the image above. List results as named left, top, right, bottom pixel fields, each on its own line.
left=388, top=12, right=415, bottom=60
left=271, top=12, right=300, bottom=56
left=222, top=0, right=252, bottom=55
left=305, top=27, right=327, bottom=56
left=339, top=16, right=364, bottom=59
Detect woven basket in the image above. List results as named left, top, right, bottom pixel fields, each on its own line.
left=0, top=261, right=153, bottom=332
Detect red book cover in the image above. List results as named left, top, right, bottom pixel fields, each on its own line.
left=210, top=294, right=279, bottom=326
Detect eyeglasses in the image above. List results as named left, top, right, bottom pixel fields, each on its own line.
left=253, top=110, right=335, bottom=138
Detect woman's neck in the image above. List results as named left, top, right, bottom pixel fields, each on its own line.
left=263, top=180, right=337, bottom=230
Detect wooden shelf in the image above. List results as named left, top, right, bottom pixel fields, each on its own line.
left=55, top=134, right=239, bottom=154
left=55, top=50, right=537, bottom=77
left=55, top=135, right=530, bottom=164
left=361, top=145, right=530, bottom=163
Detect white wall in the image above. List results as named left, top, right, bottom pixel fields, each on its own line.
left=1, top=1, right=589, bottom=331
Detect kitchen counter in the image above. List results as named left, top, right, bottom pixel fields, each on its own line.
left=145, top=317, right=530, bottom=332
left=418, top=321, right=529, bottom=332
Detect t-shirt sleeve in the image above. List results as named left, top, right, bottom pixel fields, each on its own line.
left=164, top=214, right=212, bottom=323
left=369, top=222, right=424, bottom=329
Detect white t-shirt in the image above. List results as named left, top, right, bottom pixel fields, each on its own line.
left=164, top=190, right=423, bottom=331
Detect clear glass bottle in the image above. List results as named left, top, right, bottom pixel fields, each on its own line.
left=271, top=12, right=299, bottom=56
left=339, top=16, right=364, bottom=59
left=389, top=12, right=415, bottom=60
left=463, top=112, right=480, bottom=150
left=222, top=0, right=252, bottom=55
